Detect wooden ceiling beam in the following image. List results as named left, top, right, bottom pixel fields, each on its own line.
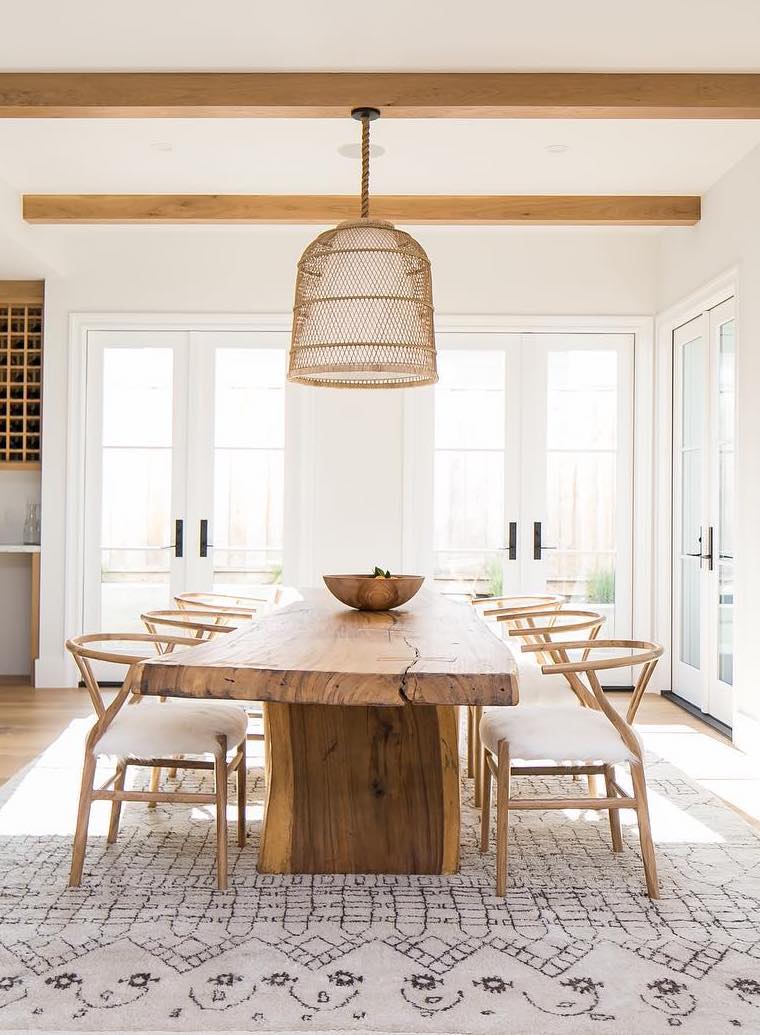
left=2, top=73, right=760, bottom=119
left=22, top=194, right=701, bottom=226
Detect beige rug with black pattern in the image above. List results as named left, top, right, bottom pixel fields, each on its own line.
left=0, top=717, right=758, bottom=1034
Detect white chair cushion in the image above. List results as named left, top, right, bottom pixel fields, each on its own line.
left=95, top=698, right=249, bottom=758
left=480, top=705, right=639, bottom=764
left=515, top=659, right=581, bottom=707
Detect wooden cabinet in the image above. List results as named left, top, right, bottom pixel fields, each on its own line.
left=0, top=281, right=44, bottom=469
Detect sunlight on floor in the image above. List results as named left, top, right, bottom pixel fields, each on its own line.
left=0, top=718, right=267, bottom=837
left=559, top=786, right=726, bottom=843
left=1, top=703, right=756, bottom=850
left=636, top=720, right=760, bottom=828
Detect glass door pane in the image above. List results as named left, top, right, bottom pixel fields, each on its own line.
left=212, top=347, right=285, bottom=594
left=716, top=317, right=735, bottom=687
left=544, top=347, right=622, bottom=627
left=433, top=349, right=506, bottom=596
left=84, top=332, right=188, bottom=634
left=523, top=334, right=634, bottom=646
left=679, top=332, right=705, bottom=670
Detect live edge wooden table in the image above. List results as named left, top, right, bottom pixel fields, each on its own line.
left=138, top=588, right=518, bottom=876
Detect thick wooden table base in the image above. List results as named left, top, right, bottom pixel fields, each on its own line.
left=260, top=701, right=460, bottom=874
left=138, top=589, right=517, bottom=875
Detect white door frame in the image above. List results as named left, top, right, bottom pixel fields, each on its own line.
left=402, top=313, right=655, bottom=673
left=653, top=269, right=738, bottom=702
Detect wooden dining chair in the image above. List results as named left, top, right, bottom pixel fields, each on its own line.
left=467, top=594, right=565, bottom=796
left=140, top=608, right=239, bottom=646
left=140, top=608, right=266, bottom=774
left=65, top=632, right=250, bottom=890
left=469, top=607, right=606, bottom=805
left=175, top=591, right=274, bottom=616
left=479, top=639, right=664, bottom=898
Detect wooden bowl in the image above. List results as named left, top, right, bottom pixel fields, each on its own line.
left=323, top=574, right=425, bottom=611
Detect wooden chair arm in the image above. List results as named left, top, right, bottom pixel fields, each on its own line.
left=524, top=640, right=663, bottom=673
left=501, top=610, right=604, bottom=635
left=140, top=610, right=239, bottom=635
left=66, top=631, right=203, bottom=665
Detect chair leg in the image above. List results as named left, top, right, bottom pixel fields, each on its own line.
left=603, top=764, right=623, bottom=853
left=236, top=739, right=247, bottom=848
left=69, top=751, right=97, bottom=887
left=473, top=706, right=483, bottom=807
left=587, top=772, right=603, bottom=797
left=480, top=749, right=492, bottom=853
left=495, top=740, right=511, bottom=896
left=147, top=765, right=162, bottom=808
left=214, top=736, right=229, bottom=890
left=107, top=761, right=127, bottom=844
left=467, top=706, right=474, bottom=778
left=168, top=756, right=180, bottom=779
left=629, top=760, right=659, bottom=899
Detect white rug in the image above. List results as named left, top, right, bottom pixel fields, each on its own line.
left=0, top=718, right=759, bottom=1034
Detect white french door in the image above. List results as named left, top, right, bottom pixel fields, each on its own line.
left=519, top=334, right=633, bottom=640
left=186, top=332, right=285, bottom=599
left=83, top=329, right=287, bottom=634
left=431, top=331, right=634, bottom=644
left=672, top=298, right=735, bottom=726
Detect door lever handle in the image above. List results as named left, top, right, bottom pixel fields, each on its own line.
left=533, top=521, right=556, bottom=561
left=199, top=518, right=214, bottom=558
left=507, top=521, right=517, bottom=560
left=701, top=525, right=714, bottom=571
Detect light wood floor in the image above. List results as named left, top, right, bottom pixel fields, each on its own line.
left=1, top=679, right=758, bottom=832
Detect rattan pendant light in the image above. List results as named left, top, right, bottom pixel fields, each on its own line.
left=288, top=107, right=437, bottom=388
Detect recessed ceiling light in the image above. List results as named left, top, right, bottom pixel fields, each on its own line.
left=150, top=141, right=173, bottom=153
left=337, top=142, right=386, bottom=160
left=545, top=143, right=570, bottom=154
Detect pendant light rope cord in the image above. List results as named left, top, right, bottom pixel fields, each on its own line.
left=360, top=114, right=370, bottom=219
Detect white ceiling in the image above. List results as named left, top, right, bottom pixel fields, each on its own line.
left=1, top=0, right=759, bottom=71
left=2, top=119, right=760, bottom=197
left=1, top=2, right=759, bottom=213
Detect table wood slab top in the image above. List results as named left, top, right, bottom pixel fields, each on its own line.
left=138, top=587, right=518, bottom=708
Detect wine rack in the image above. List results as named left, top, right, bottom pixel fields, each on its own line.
left=0, top=282, right=43, bottom=467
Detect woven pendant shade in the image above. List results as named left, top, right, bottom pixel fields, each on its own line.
left=289, top=110, right=437, bottom=389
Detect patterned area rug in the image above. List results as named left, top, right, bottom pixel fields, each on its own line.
left=0, top=719, right=759, bottom=1034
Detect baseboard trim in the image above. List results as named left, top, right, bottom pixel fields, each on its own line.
left=34, top=653, right=76, bottom=688
left=662, top=690, right=733, bottom=739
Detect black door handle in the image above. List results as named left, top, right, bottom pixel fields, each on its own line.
left=174, top=518, right=184, bottom=558
left=199, top=518, right=213, bottom=558
left=533, top=521, right=556, bottom=560
left=507, top=521, right=517, bottom=560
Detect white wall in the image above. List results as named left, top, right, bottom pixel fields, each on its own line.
left=657, top=141, right=760, bottom=753
left=0, top=186, right=658, bottom=683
